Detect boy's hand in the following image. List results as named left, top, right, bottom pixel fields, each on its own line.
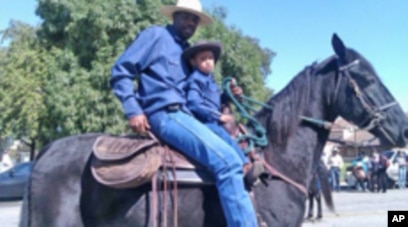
left=128, top=114, right=150, bottom=134
left=219, top=114, right=234, bottom=123
left=230, top=78, right=243, bottom=96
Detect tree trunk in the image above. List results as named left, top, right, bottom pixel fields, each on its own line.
left=30, top=139, right=36, bottom=161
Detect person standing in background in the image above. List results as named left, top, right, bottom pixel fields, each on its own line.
left=395, top=150, right=406, bottom=189
left=328, top=147, right=344, bottom=192
left=0, top=149, right=14, bottom=173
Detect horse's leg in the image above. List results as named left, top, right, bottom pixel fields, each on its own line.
left=306, top=193, right=314, bottom=219
left=316, top=191, right=322, bottom=219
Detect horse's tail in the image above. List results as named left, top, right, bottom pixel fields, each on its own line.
left=317, top=160, right=335, bottom=212
left=19, top=142, right=54, bottom=227
left=19, top=189, right=29, bottom=227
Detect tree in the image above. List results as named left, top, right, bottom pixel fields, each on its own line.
left=0, top=21, right=48, bottom=155
left=195, top=7, right=275, bottom=101
left=0, top=0, right=275, bottom=156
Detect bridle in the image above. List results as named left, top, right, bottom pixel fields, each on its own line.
left=333, top=58, right=398, bottom=145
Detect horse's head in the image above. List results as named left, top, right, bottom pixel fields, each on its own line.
left=331, top=34, right=408, bottom=147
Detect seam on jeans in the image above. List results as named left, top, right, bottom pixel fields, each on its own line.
left=169, top=112, right=248, bottom=220
left=169, top=113, right=232, bottom=168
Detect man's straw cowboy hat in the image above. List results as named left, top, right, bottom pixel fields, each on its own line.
left=160, top=0, right=212, bottom=26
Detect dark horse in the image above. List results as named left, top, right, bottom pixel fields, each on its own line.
left=20, top=34, right=408, bottom=227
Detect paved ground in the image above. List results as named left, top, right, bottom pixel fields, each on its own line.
left=0, top=200, right=21, bottom=227
left=1, top=189, right=407, bottom=227
left=302, top=188, right=408, bottom=227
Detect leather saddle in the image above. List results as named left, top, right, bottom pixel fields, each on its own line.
left=91, top=134, right=214, bottom=189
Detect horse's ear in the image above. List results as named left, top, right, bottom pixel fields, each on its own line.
left=332, top=33, right=347, bottom=62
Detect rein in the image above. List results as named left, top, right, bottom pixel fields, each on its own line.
left=222, top=77, right=272, bottom=153
left=222, top=77, right=319, bottom=196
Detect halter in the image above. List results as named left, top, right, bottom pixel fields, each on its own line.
left=335, top=59, right=398, bottom=145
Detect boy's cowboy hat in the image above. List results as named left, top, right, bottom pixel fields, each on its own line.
left=182, top=40, right=222, bottom=63
left=160, top=0, right=212, bottom=26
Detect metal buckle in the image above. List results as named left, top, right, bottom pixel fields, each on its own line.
left=166, top=104, right=180, bottom=111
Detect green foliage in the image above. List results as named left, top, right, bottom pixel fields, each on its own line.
left=195, top=7, right=275, bottom=101
left=0, top=0, right=275, bottom=152
left=0, top=21, right=47, bottom=141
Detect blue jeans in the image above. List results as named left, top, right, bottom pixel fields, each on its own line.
left=148, top=110, right=257, bottom=227
left=398, top=166, right=406, bottom=188
left=204, top=122, right=249, bottom=165
left=330, top=167, right=340, bottom=191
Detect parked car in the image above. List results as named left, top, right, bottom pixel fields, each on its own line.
left=0, top=161, right=33, bottom=200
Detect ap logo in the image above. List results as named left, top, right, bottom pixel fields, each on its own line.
left=388, top=211, right=408, bottom=226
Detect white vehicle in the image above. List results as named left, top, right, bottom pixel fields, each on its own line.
left=383, top=149, right=408, bottom=187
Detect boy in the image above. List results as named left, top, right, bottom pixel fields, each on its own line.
left=183, top=40, right=263, bottom=184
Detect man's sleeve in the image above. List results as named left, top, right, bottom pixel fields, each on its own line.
left=110, top=27, right=162, bottom=119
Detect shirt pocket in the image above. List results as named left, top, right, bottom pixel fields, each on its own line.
left=167, top=59, right=185, bottom=83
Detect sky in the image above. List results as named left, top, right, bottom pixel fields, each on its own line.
left=1, top=0, right=407, bottom=111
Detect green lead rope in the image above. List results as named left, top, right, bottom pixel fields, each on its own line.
left=221, top=77, right=334, bottom=153
left=222, top=77, right=273, bottom=154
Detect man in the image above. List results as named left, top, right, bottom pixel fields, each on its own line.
left=351, top=151, right=370, bottom=192
left=327, top=147, right=343, bottom=192
left=0, top=149, right=14, bottom=173
left=110, top=0, right=258, bottom=226
left=376, top=152, right=389, bottom=193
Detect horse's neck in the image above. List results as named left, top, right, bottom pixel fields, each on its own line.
left=265, top=71, right=337, bottom=187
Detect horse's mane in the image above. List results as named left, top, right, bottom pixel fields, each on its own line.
left=256, top=56, right=337, bottom=148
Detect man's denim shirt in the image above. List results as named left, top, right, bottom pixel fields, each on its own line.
left=111, top=25, right=190, bottom=119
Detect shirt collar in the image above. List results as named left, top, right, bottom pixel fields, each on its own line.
left=166, top=24, right=189, bottom=48
left=192, top=69, right=213, bottom=84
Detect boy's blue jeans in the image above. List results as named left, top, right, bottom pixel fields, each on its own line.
left=148, top=110, right=257, bottom=227
left=204, top=122, right=249, bottom=165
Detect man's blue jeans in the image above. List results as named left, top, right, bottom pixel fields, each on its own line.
left=398, top=166, right=406, bottom=188
left=330, top=167, right=340, bottom=192
left=148, top=110, right=257, bottom=227
left=204, top=122, right=249, bottom=165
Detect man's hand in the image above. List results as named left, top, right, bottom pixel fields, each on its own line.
left=219, top=114, right=234, bottom=123
left=128, top=114, right=150, bottom=134
left=230, top=78, right=243, bottom=96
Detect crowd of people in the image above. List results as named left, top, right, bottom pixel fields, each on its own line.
left=324, top=147, right=407, bottom=193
